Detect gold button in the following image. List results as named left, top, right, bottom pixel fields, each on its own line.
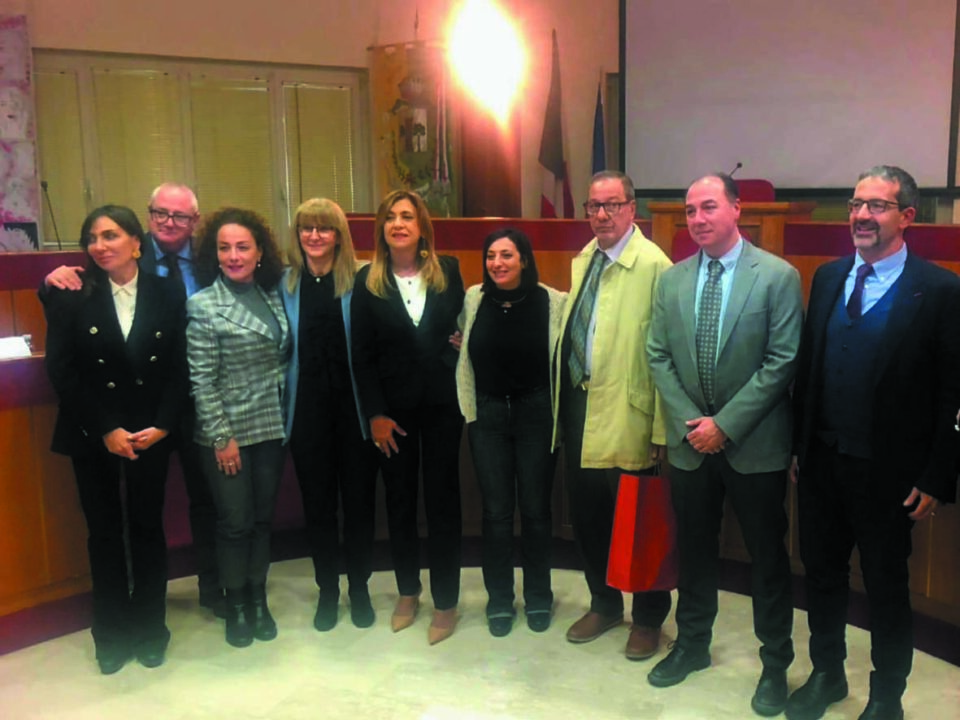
left=98, top=358, right=105, bottom=365
left=89, top=326, right=98, bottom=335
left=135, top=379, right=144, bottom=386
left=106, top=382, right=115, bottom=389
left=155, top=331, right=163, bottom=339
left=149, top=356, right=158, bottom=362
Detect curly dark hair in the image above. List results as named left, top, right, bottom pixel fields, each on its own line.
left=193, top=207, right=284, bottom=290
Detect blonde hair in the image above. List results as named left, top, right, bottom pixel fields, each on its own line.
left=285, top=198, right=357, bottom=298
left=366, top=190, right=447, bottom=299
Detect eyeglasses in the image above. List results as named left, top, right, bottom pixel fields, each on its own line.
left=847, top=199, right=903, bottom=215
left=148, top=208, right=197, bottom=227
left=298, top=225, right=336, bottom=235
left=583, top=200, right=631, bottom=217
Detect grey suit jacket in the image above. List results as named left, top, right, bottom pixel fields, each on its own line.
left=186, top=276, right=291, bottom=447
left=647, top=240, right=803, bottom=473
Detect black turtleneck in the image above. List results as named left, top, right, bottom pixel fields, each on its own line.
left=468, top=284, right=549, bottom=398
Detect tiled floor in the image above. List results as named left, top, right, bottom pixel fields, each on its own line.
left=1, top=561, right=958, bottom=719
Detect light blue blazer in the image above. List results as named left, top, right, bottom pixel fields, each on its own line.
left=279, top=267, right=368, bottom=444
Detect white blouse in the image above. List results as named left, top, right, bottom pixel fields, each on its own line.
left=393, top=271, right=426, bottom=326
left=109, top=271, right=138, bottom=340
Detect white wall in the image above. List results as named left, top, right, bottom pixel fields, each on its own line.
left=27, top=0, right=617, bottom=217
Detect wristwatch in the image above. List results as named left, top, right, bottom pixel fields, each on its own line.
left=213, top=435, right=230, bottom=450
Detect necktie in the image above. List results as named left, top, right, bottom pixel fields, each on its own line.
left=696, top=259, right=724, bottom=406
left=568, top=250, right=607, bottom=387
left=161, top=252, right=186, bottom=299
left=846, top=262, right=874, bottom=319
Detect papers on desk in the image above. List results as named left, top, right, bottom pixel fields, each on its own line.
left=0, top=335, right=32, bottom=360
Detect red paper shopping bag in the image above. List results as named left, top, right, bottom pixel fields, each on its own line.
left=606, top=472, right=679, bottom=592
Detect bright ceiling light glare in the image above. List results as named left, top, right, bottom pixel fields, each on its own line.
left=448, top=0, right=525, bottom=122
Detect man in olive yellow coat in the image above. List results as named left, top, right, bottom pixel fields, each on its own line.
left=553, top=170, right=673, bottom=661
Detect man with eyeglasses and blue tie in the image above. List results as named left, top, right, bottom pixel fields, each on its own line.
left=554, top=170, right=673, bottom=661
left=788, top=166, right=960, bottom=720
left=45, top=183, right=223, bottom=618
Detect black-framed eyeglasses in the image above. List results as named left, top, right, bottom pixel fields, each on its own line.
left=583, top=200, right=631, bottom=216
left=298, top=225, right=336, bottom=235
left=148, top=208, right=197, bottom=227
left=847, top=199, right=903, bottom=215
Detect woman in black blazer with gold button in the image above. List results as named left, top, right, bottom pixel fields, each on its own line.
left=42, top=205, right=186, bottom=675
left=351, top=190, right=465, bottom=644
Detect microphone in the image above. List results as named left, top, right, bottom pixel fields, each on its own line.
left=40, top=180, right=62, bottom=250
left=728, top=162, right=743, bottom=178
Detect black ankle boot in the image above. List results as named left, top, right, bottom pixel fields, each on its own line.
left=224, top=588, right=253, bottom=648
left=247, top=583, right=277, bottom=641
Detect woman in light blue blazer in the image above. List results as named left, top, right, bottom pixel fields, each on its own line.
left=186, top=207, right=290, bottom=649
left=280, top=198, right=379, bottom=632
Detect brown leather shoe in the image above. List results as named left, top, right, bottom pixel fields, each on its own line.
left=565, top=611, right=623, bottom=643
left=625, top=624, right=661, bottom=660
left=391, top=594, right=420, bottom=632
left=427, top=608, right=458, bottom=645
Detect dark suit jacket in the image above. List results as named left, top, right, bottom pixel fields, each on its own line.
left=794, top=252, right=960, bottom=503
left=42, top=272, right=188, bottom=457
left=351, top=255, right=465, bottom=418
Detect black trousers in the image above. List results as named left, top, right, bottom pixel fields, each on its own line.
left=377, top=401, right=464, bottom=610
left=670, top=454, right=794, bottom=669
left=798, top=439, right=914, bottom=701
left=176, top=406, right=219, bottom=594
left=200, top=439, right=285, bottom=591
left=289, top=385, right=379, bottom=597
left=560, top=383, right=671, bottom=626
left=71, top=444, right=170, bottom=655
left=468, top=388, right=556, bottom=617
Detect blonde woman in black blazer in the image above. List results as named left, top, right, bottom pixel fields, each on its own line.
left=186, top=208, right=290, bottom=649
left=43, top=205, right=186, bottom=675
left=351, top=190, right=465, bottom=645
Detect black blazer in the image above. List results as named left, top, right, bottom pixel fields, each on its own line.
left=793, top=252, right=960, bottom=503
left=42, top=272, right=188, bottom=457
left=351, top=255, right=465, bottom=418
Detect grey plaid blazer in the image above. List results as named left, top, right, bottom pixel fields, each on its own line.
left=186, top=276, right=290, bottom=447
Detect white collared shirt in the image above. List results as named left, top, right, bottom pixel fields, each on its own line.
left=110, top=271, right=139, bottom=340
left=694, top=237, right=744, bottom=342
left=394, top=271, right=426, bottom=326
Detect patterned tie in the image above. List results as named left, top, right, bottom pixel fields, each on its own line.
left=696, top=259, right=724, bottom=406
left=846, top=262, right=874, bottom=319
left=568, top=250, right=607, bottom=387
left=161, top=252, right=187, bottom=300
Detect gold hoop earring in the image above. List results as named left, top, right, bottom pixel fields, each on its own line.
left=419, top=249, right=429, bottom=259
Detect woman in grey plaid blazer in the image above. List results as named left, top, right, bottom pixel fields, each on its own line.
left=186, top=208, right=290, bottom=649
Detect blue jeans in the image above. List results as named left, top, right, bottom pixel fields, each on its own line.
left=468, top=387, right=556, bottom=617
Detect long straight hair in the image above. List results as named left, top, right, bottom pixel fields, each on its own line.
left=366, top=190, right=446, bottom=299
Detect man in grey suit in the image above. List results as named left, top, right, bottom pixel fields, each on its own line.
left=646, top=174, right=802, bottom=717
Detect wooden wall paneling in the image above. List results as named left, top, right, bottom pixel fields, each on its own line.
left=926, top=499, right=960, bottom=610
left=12, top=290, right=47, bottom=352
left=32, top=404, right=90, bottom=588
left=0, top=407, right=49, bottom=614
left=0, top=291, right=13, bottom=337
